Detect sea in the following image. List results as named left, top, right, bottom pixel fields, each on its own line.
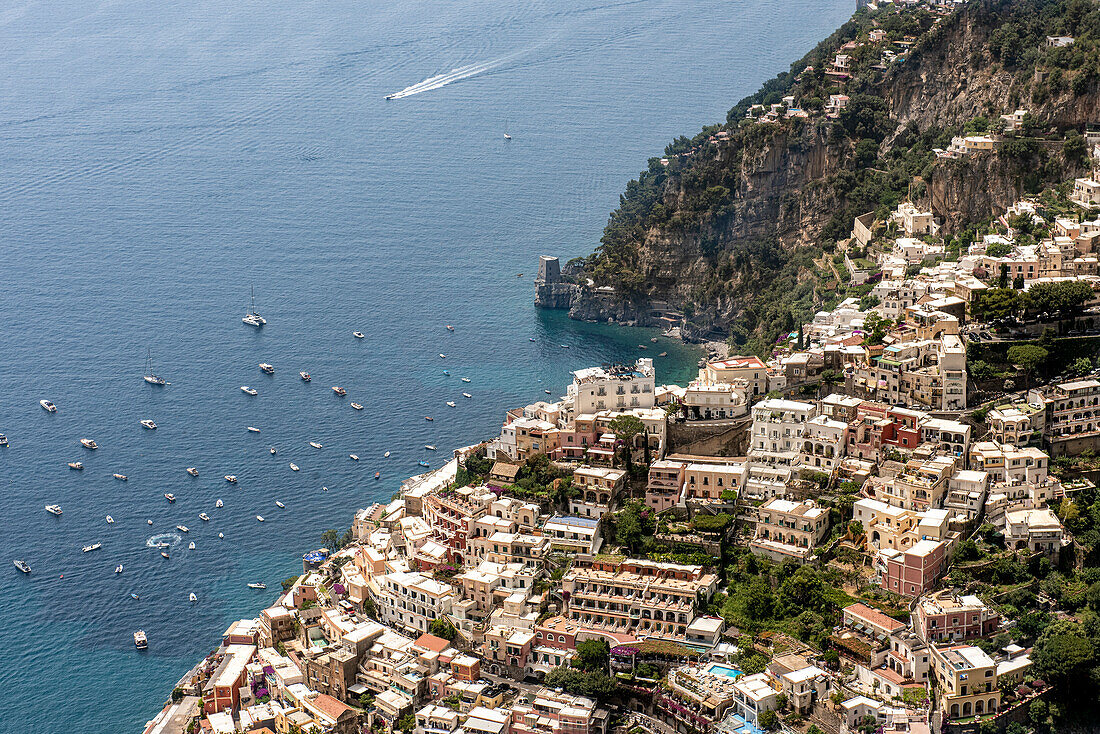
left=0, top=0, right=853, bottom=731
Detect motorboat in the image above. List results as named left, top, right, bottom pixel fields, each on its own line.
left=188, top=542, right=195, bottom=550
left=247, top=582, right=266, bottom=589
left=446, top=324, right=454, bottom=331
left=106, top=515, right=115, bottom=524
left=82, top=543, right=102, bottom=553
left=560, top=344, right=569, bottom=349
left=309, top=441, right=322, bottom=449
left=374, top=472, right=380, bottom=480
left=134, top=630, right=148, bottom=649
left=384, top=451, right=391, bottom=458
left=443, top=370, right=450, bottom=376
left=424, top=416, right=433, bottom=421
left=199, top=513, right=210, bottom=522
left=140, top=419, right=157, bottom=430
left=276, top=501, right=285, bottom=509
left=147, top=519, right=153, bottom=525
left=68, top=462, right=84, bottom=470
left=224, top=475, right=237, bottom=483
left=439, top=353, right=446, bottom=359
left=165, top=493, right=175, bottom=502
left=299, top=371, right=311, bottom=382
left=529, top=337, right=535, bottom=342
left=130, top=592, right=140, bottom=600
left=322, top=486, right=328, bottom=491
left=218, top=532, right=224, bottom=539
left=259, top=363, right=274, bottom=374
left=40, top=399, right=57, bottom=413
left=290, top=463, right=299, bottom=471
left=0, top=435, right=7, bottom=446
left=115, top=564, right=123, bottom=574
left=418, top=460, right=430, bottom=468
left=544, top=389, right=552, bottom=395
left=446, top=401, right=456, bottom=407
left=247, top=426, right=260, bottom=433
left=13, top=560, right=31, bottom=574
left=351, top=402, right=363, bottom=410
left=144, top=349, right=167, bottom=386
left=160, top=551, right=170, bottom=559
left=241, top=386, right=258, bottom=396
left=112, top=473, right=127, bottom=481
left=256, top=515, right=264, bottom=522
left=176, top=525, right=189, bottom=533
left=187, top=467, right=199, bottom=477
left=80, top=438, right=98, bottom=449
left=242, top=285, right=266, bottom=326
left=658, top=352, right=668, bottom=357
left=353, top=331, right=365, bottom=339
left=270, top=446, right=277, bottom=455
left=424, top=445, right=436, bottom=450
left=462, top=392, right=472, bottom=399
left=504, top=132, right=512, bottom=140
left=332, top=386, right=346, bottom=396
left=349, top=454, right=359, bottom=461
left=215, top=499, right=224, bottom=508
left=461, top=377, right=471, bottom=383
left=189, top=592, right=197, bottom=603
left=385, top=94, right=396, bottom=100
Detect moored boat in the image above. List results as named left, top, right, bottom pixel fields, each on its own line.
left=247, top=582, right=266, bottom=589
left=290, top=463, right=299, bottom=471
left=106, top=515, right=114, bottom=524
left=215, top=499, right=224, bottom=508
left=241, top=386, right=258, bottom=395
left=446, top=324, right=455, bottom=331
left=384, top=451, right=391, bottom=458
left=113, top=473, right=127, bottom=481
left=332, top=386, right=346, bottom=396
left=309, top=441, right=322, bottom=449
left=424, top=416, right=433, bottom=421
left=176, top=525, right=189, bottom=533
left=374, top=472, right=380, bottom=480
left=187, top=467, right=199, bottom=477
left=68, top=461, right=83, bottom=470
left=224, top=475, right=237, bottom=483
left=160, top=551, right=169, bottom=559
left=256, top=515, right=264, bottom=522
left=115, top=564, right=123, bottom=574
left=0, top=434, right=7, bottom=446
left=188, top=541, right=195, bottom=550
left=353, top=331, right=365, bottom=339
left=242, top=285, right=266, bottom=327
left=247, top=426, right=260, bottom=433
left=276, top=501, right=285, bottom=508
left=82, top=543, right=102, bottom=553
left=80, top=438, right=98, bottom=449
left=134, top=630, right=148, bottom=649
left=165, top=493, right=175, bottom=502
left=13, top=560, right=31, bottom=574
left=462, top=392, right=472, bottom=399
left=40, top=399, right=57, bottom=413
left=259, top=362, right=274, bottom=374
left=446, top=401, right=456, bottom=407
left=418, top=460, right=430, bottom=467
left=299, top=371, right=311, bottom=382
left=144, top=349, right=167, bottom=385
left=270, top=447, right=277, bottom=455
left=140, top=419, right=157, bottom=430
left=461, top=377, right=471, bottom=383
left=199, top=512, right=210, bottom=522
left=351, top=402, right=363, bottom=410
left=424, top=444, right=436, bottom=450
left=189, top=592, right=197, bottom=603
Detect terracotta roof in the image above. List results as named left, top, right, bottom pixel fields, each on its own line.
left=490, top=461, right=521, bottom=480
left=844, top=602, right=905, bottom=633
left=414, top=633, right=451, bottom=653
left=311, top=693, right=354, bottom=721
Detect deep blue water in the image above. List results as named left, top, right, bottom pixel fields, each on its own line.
left=0, top=0, right=852, bottom=731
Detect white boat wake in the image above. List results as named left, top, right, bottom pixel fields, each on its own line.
left=386, top=54, right=520, bottom=99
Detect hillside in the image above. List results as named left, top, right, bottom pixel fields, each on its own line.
left=543, top=0, right=1100, bottom=354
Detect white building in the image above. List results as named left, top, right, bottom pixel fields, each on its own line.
left=567, top=359, right=655, bottom=414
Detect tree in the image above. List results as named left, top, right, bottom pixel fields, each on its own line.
left=1073, top=357, right=1093, bottom=375
left=1025, top=280, right=1093, bottom=317
left=779, top=567, right=828, bottom=614
left=1064, top=130, right=1088, bottom=163
left=743, top=577, right=776, bottom=621
left=1032, top=621, right=1096, bottom=689
left=544, top=668, right=618, bottom=701
left=1007, top=344, right=1048, bottom=385
left=758, top=709, right=779, bottom=730
left=693, top=513, right=733, bottom=534
left=429, top=616, right=457, bottom=641
left=973, top=288, right=1020, bottom=322
left=397, top=714, right=416, bottom=734
left=607, top=414, right=645, bottom=469
left=320, top=528, right=341, bottom=550
left=986, top=240, right=1013, bottom=258
left=862, top=311, right=890, bottom=345
left=572, top=639, right=610, bottom=673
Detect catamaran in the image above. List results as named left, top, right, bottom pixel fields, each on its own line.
left=242, top=284, right=266, bottom=326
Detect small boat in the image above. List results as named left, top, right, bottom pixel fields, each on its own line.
left=446, top=401, right=456, bottom=408
left=112, top=472, right=128, bottom=482
left=276, top=501, right=285, bottom=508
left=439, top=353, right=446, bottom=359
left=374, top=472, right=380, bottom=480
left=299, top=371, right=311, bottom=382
left=241, top=386, right=258, bottom=396
left=247, top=426, right=260, bottom=434
left=529, top=337, right=535, bottom=342
left=242, top=285, right=266, bottom=326
left=290, top=463, right=299, bottom=471
left=332, top=386, right=346, bottom=396
left=160, top=551, right=169, bottom=559
left=270, top=446, right=277, bottom=455
left=353, top=331, right=365, bottom=339
left=309, top=441, right=322, bottom=449
left=224, top=475, right=237, bottom=483
left=68, top=461, right=83, bottom=470
left=638, top=345, right=646, bottom=349
left=0, top=434, right=7, bottom=446
left=199, top=513, right=210, bottom=522
left=385, top=93, right=396, bottom=100
left=461, top=377, right=471, bottom=383
left=176, top=525, right=189, bottom=533
left=560, top=344, right=569, bottom=349
left=462, top=392, right=472, bottom=399
left=651, top=337, right=658, bottom=342
left=187, top=467, right=199, bottom=477
left=147, top=519, right=153, bottom=525
left=115, top=564, right=123, bottom=574
left=544, top=389, right=552, bottom=395
left=446, top=324, right=454, bottom=331
left=46, top=504, right=63, bottom=516
left=144, top=350, right=167, bottom=386
left=189, top=592, right=197, bottom=603
left=82, top=543, right=102, bottom=553
left=504, top=132, right=512, bottom=140
left=13, top=560, right=31, bottom=574
left=418, top=460, right=430, bottom=467
left=259, top=362, right=274, bottom=374
left=218, top=532, right=224, bottom=539
left=247, top=582, right=266, bottom=590
left=321, top=486, right=328, bottom=491
left=106, top=515, right=114, bottom=524
left=424, top=416, right=433, bottom=421
left=140, top=419, right=157, bottom=430
left=80, top=438, right=98, bottom=450
left=40, top=399, right=57, bottom=413
left=517, top=273, right=523, bottom=277
left=425, top=444, right=436, bottom=450
left=130, top=592, right=140, bottom=600
left=351, top=402, right=363, bottom=410
left=384, top=451, right=391, bottom=458
left=215, top=499, right=223, bottom=508
left=658, top=352, right=667, bottom=357
left=443, top=370, right=450, bottom=376
left=349, top=454, right=359, bottom=461
left=165, top=493, right=175, bottom=502
left=256, top=515, right=264, bottom=522
left=134, top=630, right=148, bottom=649
left=188, top=541, right=195, bottom=550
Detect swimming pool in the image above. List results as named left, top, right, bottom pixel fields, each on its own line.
left=707, top=663, right=743, bottom=678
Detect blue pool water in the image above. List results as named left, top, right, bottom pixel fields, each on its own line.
left=0, top=0, right=852, bottom=731
left=707, top=663, right=745, bottom=679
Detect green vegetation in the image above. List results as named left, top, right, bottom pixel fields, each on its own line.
left=429, top=617, right=457, bottom=641
left=544, top=667, right=619, bottom=702
left=572, top=639, right=610, bottom=673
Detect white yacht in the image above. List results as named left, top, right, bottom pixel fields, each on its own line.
left=224, top=475, right=237, bottom=483
left=461, top=377, right=471, bottom=383
left=424, top=444, right=436, bottom=450
left=45, top=504, right=62, bottom=516
left=112, top=473, right=127, bottom=481
left=68, top=462, right=83, bottom=470
left=13, top=560, right=31, bottom=574
left=309, top=441, right=322, bottom=449
left=462, top=392, right=472, bottom=399
left=215, top=499, right=224, bottom=508
left=384, top=451, right=391, bottom=458
left=218, top=532, right=224, bottom=539
left=349, top=454, right=359, bottom=461
left=40, top=399, right=57, bottom=413
left=351, top=402, right=363, bottom=410
left=446, top=401, right=456, bottom=407
left=0, top=434, right=7, bottom=447
left=140, top=419, right=157, bottom=430
left=259, top=362, right=274, bottom=374
left=188, top=541, right=195, bottom=550
left=289, top=463, right=299, bottom=471
left=270, top=447, right=277, bottom=455
left=247, top=582, right=266, bottom=590
left=256, top=515, right=264, bottom=522
left=199, top=512, right=210, bottom=522
left=82, top=543, right=102, bottom=553
left=353, top=331, right=365, bottom=339
left=187, top=467, right=199, bottom=477
left=332, top=386, right=346, bottom=396
left=241, top=386, right=258, bottom=396
left=276, top=501, right=285, bottom=509
left=242, top=285, right=266, bottom=326
left=165, top=493, right=176, bottom=502
left=143, top=349, right=167, bottom=386
left=80, top=438, right=98, bottom=449
left=134, top=630, right=148, bottom=649
left=439, top=353, right=446, bottom=359
left=189, top=592, right=197, bottom=603
left=247, top=426, right=261, bottom=433
left=299, top=371, right=311, bottom=382
left=106, top=515, right=114, bottom=524
left=115, top=564, right=123, bottom=574
left=176, top=525, right=189, bottom=533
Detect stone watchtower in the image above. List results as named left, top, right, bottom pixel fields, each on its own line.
left=534, top=255, right=577, bottom=309
left=535, top=255, right=561, bottom=286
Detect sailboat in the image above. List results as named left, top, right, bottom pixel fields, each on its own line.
left=504, top=117, right=512, bottom=141
left=143, top=349, right=167, bottom=386
left=242, top=285, right=266, bottom=327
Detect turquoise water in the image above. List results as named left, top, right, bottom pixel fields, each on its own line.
left=707, top=663, right=744, bottom=678
left=0, top=0, right=852, bottom=731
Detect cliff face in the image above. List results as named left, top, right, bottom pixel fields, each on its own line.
left=554, top=0, right=1096, bottom=344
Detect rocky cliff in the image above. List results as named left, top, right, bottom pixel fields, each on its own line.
left=546, top=0, right=1095, bottom=348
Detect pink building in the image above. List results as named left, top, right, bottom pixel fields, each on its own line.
left=646, top=460, right=685, bottom=512
left=880, top=539, right=947, bottom=598
left=914, top=590, right=1001, bottom=643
